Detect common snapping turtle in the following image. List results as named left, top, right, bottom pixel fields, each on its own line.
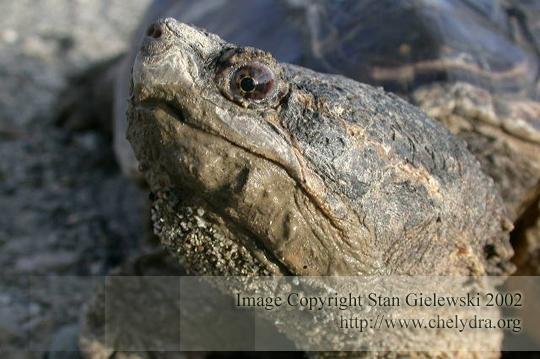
left=75, top=18, right=513, bottom=357
left=105, top=17, right=511, bottom=358
left=58, top=0, right=540, bottom=358
left=127, top=18, right=513, bottom=277
left=102, top=0, right=540, bottom=274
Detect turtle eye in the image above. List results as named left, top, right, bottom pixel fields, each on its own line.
left=215, top=48, right=287, bottom=108
left=231, top=63, right=276, bottom=101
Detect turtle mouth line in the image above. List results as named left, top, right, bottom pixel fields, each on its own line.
left=136, top=98, right=189, bottom=125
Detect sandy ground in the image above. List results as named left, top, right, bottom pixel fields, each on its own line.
left=0, top=1, right=152, bottom=357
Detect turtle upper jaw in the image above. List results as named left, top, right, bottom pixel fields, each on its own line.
left=130, top=17, right=223, bottom=107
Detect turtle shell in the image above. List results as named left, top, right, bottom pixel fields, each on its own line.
left=301, top=0, right=539, bottom=98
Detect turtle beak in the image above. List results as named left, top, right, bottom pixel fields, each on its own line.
left=130, top=18, right=220, bottom=104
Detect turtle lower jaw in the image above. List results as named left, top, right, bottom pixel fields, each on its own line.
left=151, top=186, right=290, bottom=276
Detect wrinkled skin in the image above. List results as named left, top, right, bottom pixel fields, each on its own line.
left=127, top=19, right=513, bottom=278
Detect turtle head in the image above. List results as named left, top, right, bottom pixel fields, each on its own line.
left=128, top=18, right=298, bottom=193
left=127, top=20, right=514, bottom=277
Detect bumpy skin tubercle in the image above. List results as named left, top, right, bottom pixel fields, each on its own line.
left=127, top=19, right=513, bottom=278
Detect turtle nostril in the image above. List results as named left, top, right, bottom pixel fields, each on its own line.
left=146, top=23, right=163, bottom=39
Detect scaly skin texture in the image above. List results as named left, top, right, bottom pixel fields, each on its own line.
left=127, top=19, right=513, bottom=277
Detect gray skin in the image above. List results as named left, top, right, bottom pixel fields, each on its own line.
left=127, top=19, right=513, bottom=278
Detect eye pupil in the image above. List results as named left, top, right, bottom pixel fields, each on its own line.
left=239, top=77, right=256, bottom=93
left=223, top=62, right=277, bottom=103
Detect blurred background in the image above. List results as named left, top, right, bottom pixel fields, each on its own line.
left=0, top=1, right=152, bottom=356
